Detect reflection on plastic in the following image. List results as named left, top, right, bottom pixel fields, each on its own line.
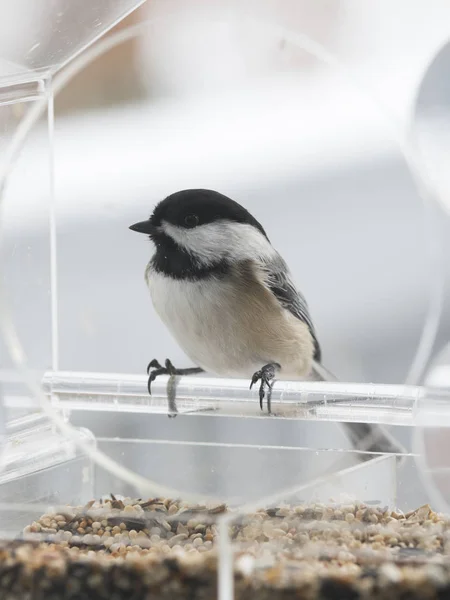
left=0, top=388, right=5, bottom=472
left=413, top=391, right=450, bottom=514
left=42, top=369, right=422, bottom=425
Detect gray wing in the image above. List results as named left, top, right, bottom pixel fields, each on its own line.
left=258, top=254, right=322, bottom=362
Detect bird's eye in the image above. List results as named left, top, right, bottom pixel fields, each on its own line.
left=184, top=214, right=199, bottom=228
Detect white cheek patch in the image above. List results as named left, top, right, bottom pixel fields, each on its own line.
left=161, top=220, right=275, bottom=265
left=162, top=221, right=230, bottom=264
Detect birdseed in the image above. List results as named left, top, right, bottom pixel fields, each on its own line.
left=1, top=497, right=450, bottom=599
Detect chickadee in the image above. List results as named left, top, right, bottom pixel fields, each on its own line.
left=130, top=189, right=404, bottom=458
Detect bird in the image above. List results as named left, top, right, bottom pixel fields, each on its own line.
left=129, top=188, right=404, bottom=458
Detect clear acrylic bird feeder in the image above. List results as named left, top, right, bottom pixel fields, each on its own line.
left=0, top=4, right=450, bottom=600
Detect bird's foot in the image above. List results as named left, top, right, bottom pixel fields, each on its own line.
left=250, top=362, right=281, bottom=412
left=146, top=359, right=203, bottom=395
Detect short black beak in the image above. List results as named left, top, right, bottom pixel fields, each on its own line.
left=129, top=220, right=156, bottom=234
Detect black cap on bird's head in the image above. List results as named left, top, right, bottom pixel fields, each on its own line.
left=129, top=189, right=268, bottom=240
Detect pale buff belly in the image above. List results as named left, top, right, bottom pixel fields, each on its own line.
left=146, top=267, right=315, bottom=379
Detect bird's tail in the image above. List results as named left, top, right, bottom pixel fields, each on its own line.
left=311, top=360, right=338, bottom=383
left=311, top=360, right=406, bottom=461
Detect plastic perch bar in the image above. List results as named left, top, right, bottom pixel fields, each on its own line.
left=41, top=370, right=422, bottom=426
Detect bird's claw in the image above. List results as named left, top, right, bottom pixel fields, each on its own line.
left=147, top=359, right=174, bottom=395
left=249, top=372, right=261, bottom=390
left=250, top=363, right=280, bottom=411
left=147, top=359, right=162, bottom=374
left=146, top=359, right=203, bottom=395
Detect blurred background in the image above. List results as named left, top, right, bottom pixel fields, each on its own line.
left=2, top=0, right=450, bottom=383
left=1, top=0, right=450, bottom=505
